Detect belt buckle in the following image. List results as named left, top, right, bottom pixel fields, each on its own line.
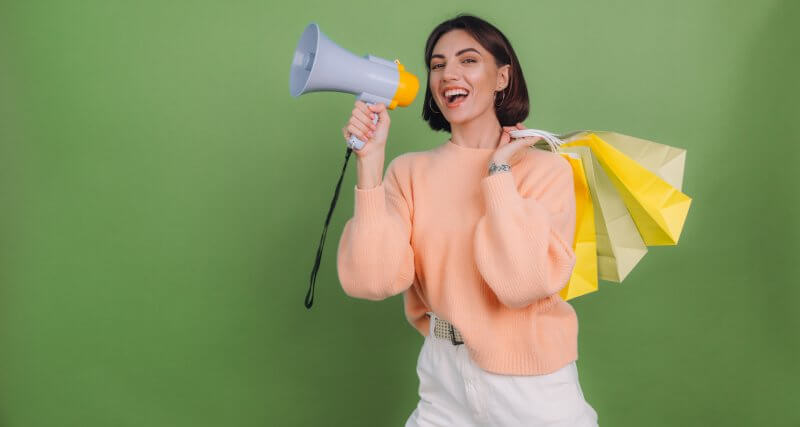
left=449, top=324, right=464, bottom=345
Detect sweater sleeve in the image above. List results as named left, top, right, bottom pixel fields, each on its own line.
left=336, top=156, right=415, bottom=301
left=473, top=158, right=577, bottom=309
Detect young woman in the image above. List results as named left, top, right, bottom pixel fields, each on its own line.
left=338, top=14, right=599, bottom=427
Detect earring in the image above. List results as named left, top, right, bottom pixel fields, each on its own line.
left=429, top=96, right=441, bottom=114
left=494, top=89, right=506, bottom=107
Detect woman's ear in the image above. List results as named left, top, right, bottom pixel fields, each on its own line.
left=496, top=64, right=511, bottom=90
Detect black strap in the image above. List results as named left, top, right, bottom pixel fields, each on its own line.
left=305, top=146, right=355, bottom=309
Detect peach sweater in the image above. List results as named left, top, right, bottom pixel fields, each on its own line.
left=336, top=139, right=579, bottom=375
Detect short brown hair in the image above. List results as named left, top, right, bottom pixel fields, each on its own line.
left=422, top=14, right=530, bottom=133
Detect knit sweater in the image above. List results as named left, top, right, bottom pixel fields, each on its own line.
left=336, top=138, right=578, bottom=376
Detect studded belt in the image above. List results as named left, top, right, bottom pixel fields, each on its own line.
left=426, top=312, right=464, bottom=345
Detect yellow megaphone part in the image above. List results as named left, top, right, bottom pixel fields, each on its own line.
left=389, top=59, right=420, bottom=109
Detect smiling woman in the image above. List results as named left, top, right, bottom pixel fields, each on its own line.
left=412, top=14, right=598, bottom=426
left=335, top=12, right=598, bottom=427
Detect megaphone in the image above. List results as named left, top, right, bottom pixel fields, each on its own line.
left=289, top=22, right=420, bottom=150
left=290, top=23, right=420, bottom=310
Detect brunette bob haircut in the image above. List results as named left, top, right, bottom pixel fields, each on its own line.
left=422, top=14, right=530, bottom=133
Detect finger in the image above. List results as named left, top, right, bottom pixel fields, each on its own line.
left=355, top=103, right=377, bottom=124
left=369, top=103, right=388, bottom=123
left=347, top=123, right=371, bottom=142
left=518, top=138, right=537, bottom=148
left=342, top=126, right=359, bottom=142
left=504, top=126, right=521, bottom=140
left=353, top=108, right=377, bottom=131
left=514, top=140, right=533, bottom=161
left=356, top=101, right=379, bottom=124
left=349, top=118, right=373, bottom=139
left=499, top=130, right=511, bottom=146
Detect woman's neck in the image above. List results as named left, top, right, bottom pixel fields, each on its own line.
left=449, top=112, right=503, bottom=150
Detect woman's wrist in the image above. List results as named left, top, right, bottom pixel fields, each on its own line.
left=356, top=153, right=385, bottom=189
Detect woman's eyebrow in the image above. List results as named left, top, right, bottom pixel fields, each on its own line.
left=431, top=48, right=481, bottom=60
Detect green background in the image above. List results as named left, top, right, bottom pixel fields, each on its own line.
left=1, top=0, right=798, bottom=426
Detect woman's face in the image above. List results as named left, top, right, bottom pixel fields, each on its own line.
left=429, top=29, right=509, bottom=126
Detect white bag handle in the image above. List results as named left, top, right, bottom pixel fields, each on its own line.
left=508, top=128, right=566, bottom=153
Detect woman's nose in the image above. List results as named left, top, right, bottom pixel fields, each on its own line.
left=443, top=71, right=459, bottom=81
left=441, top=63, right=460, bottom=80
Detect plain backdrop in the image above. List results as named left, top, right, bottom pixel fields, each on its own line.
left=1, top=0, right=798, bottom=426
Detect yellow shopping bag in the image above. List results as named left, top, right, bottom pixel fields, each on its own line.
left=558, top=153, right=598, bottom=301
left=561, top=133, right=692, bottom=246
left=560, top=130, right=688, bottom=191
left=560, top=145, right=647, bottom=283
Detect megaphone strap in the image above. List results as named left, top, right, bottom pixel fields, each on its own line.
left=305, top=146, right=356, bottom=309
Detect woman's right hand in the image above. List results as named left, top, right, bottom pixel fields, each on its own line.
left=342, top=101, right=391, bottom=159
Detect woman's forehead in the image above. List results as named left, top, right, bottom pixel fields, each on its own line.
left=432, top=30, right=484, bottom=56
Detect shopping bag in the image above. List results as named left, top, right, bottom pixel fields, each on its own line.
left=560, top=146, right=647, bottom=283
left=558, top=152, right=598, bottom=301
left=559, top=130, right=687, bottom=191
left=560, top=133, right=692, bottom=246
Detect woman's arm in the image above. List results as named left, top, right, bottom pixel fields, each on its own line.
left=473, top=158, right=577, bottom=308
left=336, top=156, right=415, bottom=301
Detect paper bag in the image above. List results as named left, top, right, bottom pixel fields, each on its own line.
left=560, top=145, right=647, bottom=282
left=559, top=130, right=688, bottom=191
left=558, top=153, right=598, bottom=301
left=561, top=133, right=692, bottom=246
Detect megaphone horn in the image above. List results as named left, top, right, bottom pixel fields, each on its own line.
left=289, top=22, right=419, bottom=150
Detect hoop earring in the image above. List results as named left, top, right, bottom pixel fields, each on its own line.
left=428, top=96, right=441, bottom=114
left=494, top=89, right=506, bottom=107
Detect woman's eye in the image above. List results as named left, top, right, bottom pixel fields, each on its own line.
left=432, top=58, right=476, bottom=69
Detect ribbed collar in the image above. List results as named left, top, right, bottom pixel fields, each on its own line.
left=439, top=138, right=498, bottom=155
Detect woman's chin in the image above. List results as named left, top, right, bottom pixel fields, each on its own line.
left=445, top=108, right=480, bottom=125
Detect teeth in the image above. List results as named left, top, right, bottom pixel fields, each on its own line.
left=444, top=88, right=468, bottom=97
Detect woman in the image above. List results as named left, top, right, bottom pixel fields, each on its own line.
left=338, top=14, right=599, bottom=427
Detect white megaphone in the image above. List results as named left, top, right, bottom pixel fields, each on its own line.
left=289, top=22, right=420, bottom=150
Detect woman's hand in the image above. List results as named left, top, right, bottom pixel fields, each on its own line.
left=342, top=101, right=391, bottom=159
left=490, top=122, right=542, bottom=170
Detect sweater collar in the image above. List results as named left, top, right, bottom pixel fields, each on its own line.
left=441, top=138, right=498, bottom=154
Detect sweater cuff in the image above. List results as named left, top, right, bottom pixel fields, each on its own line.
left=353, top=183, right=385, bottom=226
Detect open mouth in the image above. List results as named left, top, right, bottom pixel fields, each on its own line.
left=443, top=89, right=470, bottom=107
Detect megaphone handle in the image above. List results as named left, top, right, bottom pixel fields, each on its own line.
left=347, top=102, right=379, bottom=150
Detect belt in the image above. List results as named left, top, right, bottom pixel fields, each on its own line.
left=426, top=312, right=464, bottom=345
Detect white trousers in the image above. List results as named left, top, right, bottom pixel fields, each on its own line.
left=405, top=313, right=599, bottom=427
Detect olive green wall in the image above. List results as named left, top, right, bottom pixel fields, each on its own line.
left=1, top=0, right=797, bottom=426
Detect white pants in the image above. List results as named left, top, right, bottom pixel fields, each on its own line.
left=405, top=313, right=599, bottom=426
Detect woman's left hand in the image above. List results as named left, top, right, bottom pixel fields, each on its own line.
left=491, top=122, right=542, bottom=169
